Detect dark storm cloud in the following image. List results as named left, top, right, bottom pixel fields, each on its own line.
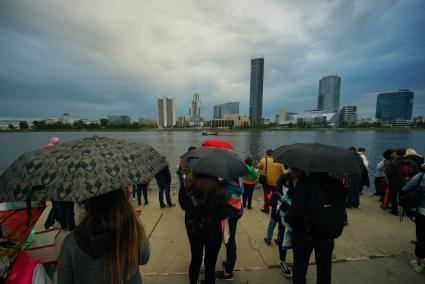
left=0, top=0, right=424, bottom=121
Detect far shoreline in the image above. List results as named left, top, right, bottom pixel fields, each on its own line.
left=1, top=127, right=424, bottom=133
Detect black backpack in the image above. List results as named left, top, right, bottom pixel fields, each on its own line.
left=185, top=199, right=213, bottom=237
left=305, top=175, right=346, bottom=240
left=399, top=173, right=424, bottom=221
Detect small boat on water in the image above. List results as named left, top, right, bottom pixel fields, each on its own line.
left=201, top=131, right=218, bottom=136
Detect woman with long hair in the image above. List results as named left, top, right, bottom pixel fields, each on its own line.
left=179, top=173, right=227, bottom=284
left=57, top=189, right=150, bottom=284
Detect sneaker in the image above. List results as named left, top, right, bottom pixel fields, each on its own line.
left=215, top=271, right=234, bottom=281
left=410, top=260, right=424, bottom=274
left=167, top=203, right=175, bottom=208
left=280, top=261, right=292, bottom=278
left=160, top=204, right=166, bottom=209
left=274, top=239, right=280, bottom=245
left=264, top=238, right=271, bottom=246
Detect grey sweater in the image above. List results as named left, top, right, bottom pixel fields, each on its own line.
left=57, top=232, right=150, bottom=284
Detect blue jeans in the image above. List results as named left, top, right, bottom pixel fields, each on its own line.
left=265, top=218, right=282, bottom=242
left=159, top=183, right=172, bottom=207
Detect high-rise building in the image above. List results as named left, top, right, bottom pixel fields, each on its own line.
left=274, top=107, right=287, bottom=125
left=317, top=75, right=341, bottom=112
left=107, top=115, right=131, bottom=125
left=191, top=93, right=202, bottom=117
left=249, top=57, right=264, bottom=124
left=157, top=97, right=176, bottom=128
left=60, top=113, right=70, bottom=124
left=213, top=102, right=240, bottom=119
left=375, top=89, right=414, bottom=125
left=338, top=106, right=358, bottom=125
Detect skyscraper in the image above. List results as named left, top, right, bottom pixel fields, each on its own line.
left=317, top=75, right=341, bottom=112
left=191, top=93, right=202, bottom=117
left=376, top=89, right=414, bottom=125
left=249, top=57, right=264, bottom=124
left=213, top=102, right=240, bottom=119
left=338, top=106, right=358, bottom=125
left=157, top=97, right=176, bottom=128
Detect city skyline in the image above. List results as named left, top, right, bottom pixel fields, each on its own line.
left=1, top=0, right=425, bottom=121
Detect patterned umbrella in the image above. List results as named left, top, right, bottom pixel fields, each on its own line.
left=0, top=136, right=167, bottom=202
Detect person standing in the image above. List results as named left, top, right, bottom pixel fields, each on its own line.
left=155, top=165, right=174, bottom=208
left=134, top=180, right=149, bottom=206
left=179, top=173, right=227, bottom=284
left=285, top=172, right=346, bottom=284
left=57, top=189, right=150, bottom=284
left=216, top=179, right=244, bottom=281
left=242, top=157, right=257, bottom=209
left=402, top=170, right=425, bottom=274
left=357, top=147, right=370, bottom=194
left=257, top=149, right=284, bottom=214
left=385, top=149, right=419, bottom=215
left=375, top=149, right=396, bottom=201
left=346, top=146, right=361, bottom=208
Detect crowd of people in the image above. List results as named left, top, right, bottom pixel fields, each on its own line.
left=2, top=141, right=424, bottom=284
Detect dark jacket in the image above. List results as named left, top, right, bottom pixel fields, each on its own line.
left=155, top=165, right=172, bottom=187
left=385, top=157, right=419, bottom=191
left=285, top=173, right=345, bottom=238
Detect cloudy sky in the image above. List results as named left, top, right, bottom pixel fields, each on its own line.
left=1, top=0, right=424, bottom=121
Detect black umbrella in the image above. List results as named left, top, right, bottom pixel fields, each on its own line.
left=180, top=147, right=249, bottom=180
left=0, top=136, right=167, bottom=202
left=272, top=143, right=362, bottom=174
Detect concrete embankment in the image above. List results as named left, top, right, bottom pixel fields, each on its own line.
left=34, top=188, right=423, bottom=283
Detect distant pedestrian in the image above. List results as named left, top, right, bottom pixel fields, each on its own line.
left=44, top=201, right=75, bottom=231
left=385, top=149, right=419, bottom=215
left=257, top=149, right=285, bottom=214
left=134, top=180, right=149, bottom=206
left=346, top=146, right=361, bottom=208
left=358, top=147, right=370, bottom=194
left=375, top=149, right=395, bottom=200
left=154, top=165, right=174, bottom=208
left=242, top=157, right=257, bottom=209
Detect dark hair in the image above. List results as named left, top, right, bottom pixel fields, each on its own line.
left=347, top=146, right=357, bottom=152
left=188, top=173, right=225, bottom=202
left=395, top=148, right=406, bottom=156
left=383, top=149, right=395, bottom=160
left=358, top=147, right=366, bottom=153
left=266, top=149, right=273, bottom=156
left=245, top=157, right=253, bottom=166
left=188, top=146, right=197, bottom=152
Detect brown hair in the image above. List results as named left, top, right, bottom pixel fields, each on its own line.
left=81, top=190, right=145, bottom=284
left=187, top=173, right=225, bottom=201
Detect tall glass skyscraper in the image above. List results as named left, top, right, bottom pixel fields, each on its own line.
left=376, top=89, right=414, bottom=125
left=249, top=57, right=264, bottom=124
left=317, top=75, right=341, bottom=112
left=213, top=102, right=240, bottom=119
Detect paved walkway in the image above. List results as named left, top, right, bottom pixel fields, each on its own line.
left=34, top=187, right=424, bottom=283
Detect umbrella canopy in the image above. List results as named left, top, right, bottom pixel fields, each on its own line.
left=201, top=139, right=234, bottom=150
left=272, top=143, right=363, bottom=175
left=0, top=136, right=167, bottom=202
left=180, top=147, right=249, bottom=179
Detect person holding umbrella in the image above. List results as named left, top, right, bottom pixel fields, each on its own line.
left=274, top=143, right=360, bottom=284
left=0, top=136, right=167, bottom=284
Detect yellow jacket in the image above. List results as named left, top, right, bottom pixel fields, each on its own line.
left=258, top=156, right=284, bottom=186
